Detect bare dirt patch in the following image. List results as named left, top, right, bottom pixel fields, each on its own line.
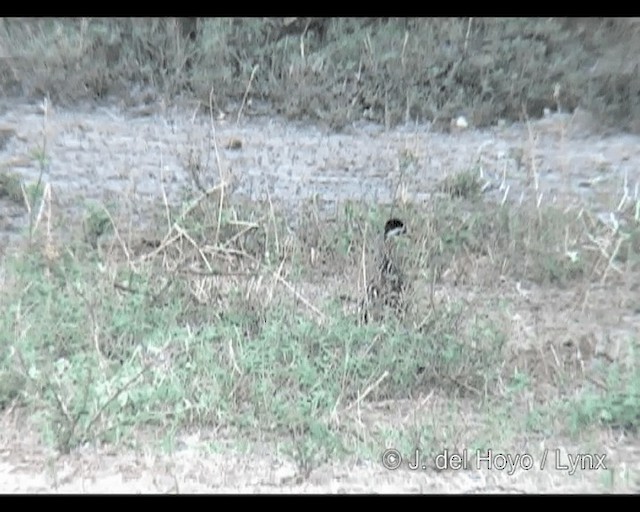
left=2, top=403, right=639, bottom=493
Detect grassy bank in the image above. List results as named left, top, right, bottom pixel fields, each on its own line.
left=1, top=18, right=639, bottom=131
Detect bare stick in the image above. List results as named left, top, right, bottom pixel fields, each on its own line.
left=272, top=270, right=326, bottom=321
left=173, top=224, right=213, bottom=273
left=100, top=204, right=132, bottom=267
left=237, top=64, right=259, bottom=125
left=208, top=86, right=228, bottom=247
left=346, top=371, right=389, bottom=411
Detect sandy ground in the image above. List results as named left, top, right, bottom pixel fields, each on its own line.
left=1, top=98, right=639, bottom=493
left=2, top=402, right=639, bottom=493
left=0, top=99, right=637, bottom=241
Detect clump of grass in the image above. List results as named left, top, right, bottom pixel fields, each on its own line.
left=82, top=202, right=114, bottom=249
left=0, top=170, right=24, bottom=203
left=564, top=339, right=640, bottom=435
left=438, top=169, right=483, bottom=199
left=402, top=195, right=592, bottom=287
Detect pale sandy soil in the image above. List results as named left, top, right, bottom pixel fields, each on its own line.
left=0, top=99, right=637, bottom=242
left=2, top=402, right=639, bottom=493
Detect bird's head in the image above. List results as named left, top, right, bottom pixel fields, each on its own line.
left=383, top=218, right=407, bottom=241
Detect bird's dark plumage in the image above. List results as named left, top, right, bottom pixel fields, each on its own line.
left=360, top=218, right=408, bottom=324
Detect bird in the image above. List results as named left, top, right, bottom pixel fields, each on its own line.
left=360, top=218, right=408, bottom=324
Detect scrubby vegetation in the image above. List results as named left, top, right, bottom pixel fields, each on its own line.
left=1, top=18, right=639, bottom=131
left=0, top=18, right=639, bottom=489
